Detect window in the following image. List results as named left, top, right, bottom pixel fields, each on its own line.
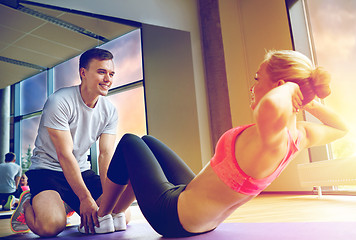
left=107, top=85, right=147, bottom=143
left=20, top=116, right=41, bottom=172
left=20, top=72, right=47, bottom=115
left=13, top=28, right=146, bottom=172
left=101, top=29, right=143, bottom=88
left=17, top=73, right=46, bottom=168
left=287, top=0, right=356, bottom=193
left=306, top=0, right=356, bottom=159
left=54, top=55, right=81, bottom=91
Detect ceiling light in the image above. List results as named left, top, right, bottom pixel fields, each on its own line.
left=0, top=56, right=47, bottom=70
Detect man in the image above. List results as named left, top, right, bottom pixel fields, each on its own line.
left=0, top=152, right=22, bottom=210
left=11, top=48, right=129, bottom=237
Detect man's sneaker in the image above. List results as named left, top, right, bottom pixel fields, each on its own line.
left=10, top=190, right=31, bottom=233
left=63, top=201, right=74, bottom=215
left=112, top=212, right=126, bottom=231
left=4, top=195, right=15, bottom=210
left=78, top=214, right=114, bottom=234
left=63, top=201, right=76, bottom=227
left=66, top=210, right=76, bottom=227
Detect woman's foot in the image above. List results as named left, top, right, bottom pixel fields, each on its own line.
left=78, top=214, right=114, bottom=234
left=112, top=212, right=126, bottom=231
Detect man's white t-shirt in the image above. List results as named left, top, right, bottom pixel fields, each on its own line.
left=30, top=85, right=118, bottom=172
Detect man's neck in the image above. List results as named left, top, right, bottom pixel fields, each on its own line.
left=79, top=85, right=99, bottom=108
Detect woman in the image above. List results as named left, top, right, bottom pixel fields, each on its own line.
left=19, top=174, right=29, bottom=192
left=82, top=50, right=348, bottom=237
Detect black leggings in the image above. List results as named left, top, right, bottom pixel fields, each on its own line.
left=107, top=134, right=198, bottom=237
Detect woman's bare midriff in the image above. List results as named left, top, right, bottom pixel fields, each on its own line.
left=177, top=163, right=255, bottom=233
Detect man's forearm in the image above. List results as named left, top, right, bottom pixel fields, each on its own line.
left=98, top=133, right=116, bottom=187
left=98, top=153, right=111, bottom=188
left=59, top=154, right=92, bottom=201
left=15, top=177, right=20, bottom=189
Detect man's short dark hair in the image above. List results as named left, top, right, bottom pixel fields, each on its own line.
left=5, top=152, right=16, bottom=163
left=79, top=48, right=113, bottom=70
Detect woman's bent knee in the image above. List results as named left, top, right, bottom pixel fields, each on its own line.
left=121, top=133, right=140, bottom=144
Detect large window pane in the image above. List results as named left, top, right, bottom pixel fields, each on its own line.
left=21, top=116, right=41, bottom=172
left=307, top=0, right=356, bottom=159
left=101, top=29, right=143, bottom=88
left=54, top=29, right=142, bottom=91
left=20, top=72, right=47, bottom=115
left=106, top=85, right=147, bottom=143
left=54, top=55, right=81, bottom=91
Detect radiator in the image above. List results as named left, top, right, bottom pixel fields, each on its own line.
left=298, top=157, right=356, bottom=196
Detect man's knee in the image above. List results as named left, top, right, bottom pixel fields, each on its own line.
left=28, top=190, right=67, bottom=237
left=32, top=218, right=66, bottom=237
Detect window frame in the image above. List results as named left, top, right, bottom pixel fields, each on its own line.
left=285, top=0, right=332, bottom=163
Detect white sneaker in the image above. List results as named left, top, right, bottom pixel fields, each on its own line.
left=78, top=214, right=114, bottom=234
left=112, top=212, right=126, bottom=231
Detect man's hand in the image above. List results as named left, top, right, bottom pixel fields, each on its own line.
left=79, top=196, right=99, bottom=234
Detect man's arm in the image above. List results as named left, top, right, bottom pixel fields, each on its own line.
left=14, top=166, right=22, bottom=189
left=14, top=176, right=21, bottom=189
left=46, top=127, right=99, bottom=233
left=97, top=133, right=116, bottom=188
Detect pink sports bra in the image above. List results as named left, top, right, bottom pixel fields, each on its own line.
left=210, top=124, right=301, bottom=195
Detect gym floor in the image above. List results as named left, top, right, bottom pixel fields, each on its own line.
left=1, top=193, right=356, bottom=238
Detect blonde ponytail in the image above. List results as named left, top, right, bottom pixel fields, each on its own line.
left=309, top=67, right=331, bottom=99
left=264, top=50, right=331, bottom=105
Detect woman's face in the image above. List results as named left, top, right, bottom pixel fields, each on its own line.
left=250, top=62, right=277, bottom=110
